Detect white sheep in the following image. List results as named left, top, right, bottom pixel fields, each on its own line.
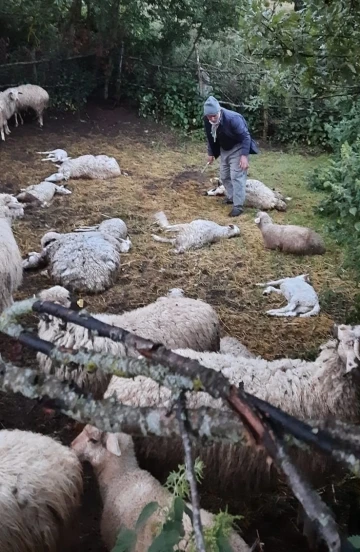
left=71, top=425, right=249, bottom=552
left=0, top=429, right=83, bottom=552
left=105, top=324, right=360, bottom=494
left=255, top=211, right=326, bottom=255
left=35, top=285, right=220, bottom=398
left=0, top=194, right=24, bottom=312
left=9, top=84, right=49, bottom=127
left=219, top=336, right=256, bottom=358
left=0, top=88, right=19, bottom=140
left=255, top=274, right=320, bottom=317
left=206, top=178, right=291, bottom=211
left=151, top=211, right=240, bottom=254
left=16, top=181, right=72, bottom=206
left=23, top=218, right=131, bottom=293
left=36, top=149, right=70, bottom=163
left=45, top=154, right=121, bottom=182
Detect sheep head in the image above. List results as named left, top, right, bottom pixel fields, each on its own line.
left=227, top=223, right=240, bottom=237
left=71, top=425, right=134, bottom=467
left=38, top=285, right=86, bottom=311
left=41, top=231, right=61, bottom=248
left=335, top=324, right=360, bottom=373
left=0, top=194, right=24, bottom=219
left=254, top=211, right=272, bottom=226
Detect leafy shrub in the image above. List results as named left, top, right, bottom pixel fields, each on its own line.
left=308, top=140, right=360, bottom=278
left=49, top=65, right=96, bottom=111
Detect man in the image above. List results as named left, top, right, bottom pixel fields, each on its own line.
left=203, top=96, right=259, bottom=217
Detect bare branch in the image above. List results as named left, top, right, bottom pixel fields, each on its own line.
left=177, top=394, right=206, bottom=552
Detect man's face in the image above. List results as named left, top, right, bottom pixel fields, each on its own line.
left=206, top=112, right=220, bottom=123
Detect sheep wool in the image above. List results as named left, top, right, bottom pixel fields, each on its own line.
left=45, top=154, right=121, bottom=182
left=206, top=178, right=289, bottom=211
left=0, top=429, right=83, bottom=552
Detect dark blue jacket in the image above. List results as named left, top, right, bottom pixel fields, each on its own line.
left=204, top=107, right=259, bottom=159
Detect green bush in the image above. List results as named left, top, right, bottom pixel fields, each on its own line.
left=48, top=65, right=96, bottom=112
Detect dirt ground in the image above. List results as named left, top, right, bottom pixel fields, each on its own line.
left=0, top=101, right=359, bottom=551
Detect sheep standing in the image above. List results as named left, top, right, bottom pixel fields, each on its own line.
left=105, top=325, right=360, bottom=495
left=255, top=211, right=326, bottom=255
left=0, top=429, right=83, bottom=552
left=9, top=84, right=49, bottom=127
left=206, top=178, right=290, bottom=211
left=35, top=285, right=220, bottom=398
left=0, top=194, right=24, bottom=312
left=23, top=218, right=131, bottom=293
left=71, top=425, right=249, bottom=552
left=152, top=211, right=240, bottom=253
left=0, top=88, right=19, bottom=140
left=45, top=154, right=121, bottom=182
left=256, top=274, right=320, bottom=317
left=17, top=181, right=72, bottom=206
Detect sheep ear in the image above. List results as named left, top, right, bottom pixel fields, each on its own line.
left=254, top=217, right=260, bottom=224
left=106, top=434, right=122, bottom=456
left=228, top=224, right=235, bottom=229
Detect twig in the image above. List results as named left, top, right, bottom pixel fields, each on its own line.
left=176, top=393, right=206, bottom=552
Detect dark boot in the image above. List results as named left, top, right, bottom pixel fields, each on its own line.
left=229, top=206, right=243, bottom=217
left=222, top=197, right=233, bottom=204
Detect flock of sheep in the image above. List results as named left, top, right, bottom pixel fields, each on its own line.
left=0, top=86, right=359, bottom=552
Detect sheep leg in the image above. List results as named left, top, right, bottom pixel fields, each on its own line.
left=299, top=303, right=320, bottom=318
left=4, top=122, right=11, bottom=135
left=151, top=234, right=176, bottom=245
left=256, top=277, right=286, bottom=287
left=18, top=111, right=24, bottom=125
left=1, top=127, right=4, bottom=141
left=266, top=301, right=298, bottom=316
left=262, top=286, right=283, bottom=296
left=14, top=112, right=18, bottom=127
left=38, top=111, right=44, bottom=127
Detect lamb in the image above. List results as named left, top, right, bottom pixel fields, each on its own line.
left=35, top=285, right=220, bottom=398
left=9, top=84, right=49, bottom=127
left=206, top=178, right=291, bottom=211
left=0, top=428, right=83, bottom=552
left=23, top=218, right=131, bottom=293
left=255, top=211, right=326, bottom=255
left=71, top=425, right=249, bottom=552
left=256, top=274, right=320, bottom=317
left=37, top=148, right=70, bottom=163
left=45, top=154, right=121, bottom=182
left=16, top=181, right=72, bottom=206
left=104, top=324, right=360, bottom=494
left=151, top=211, right=240, bottom=253
left=0, top=88, right=20, bottom=140
left=0, top=194, right=24, bottom=313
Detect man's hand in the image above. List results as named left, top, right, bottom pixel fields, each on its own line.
left=208, top=155, right=215, bottom=165
left=239, top=155, right=249, bottom=171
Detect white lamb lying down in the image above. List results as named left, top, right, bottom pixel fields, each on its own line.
left=37, top=149, right=70, bottom=163
left=16, top=182, right=71, bottom=206
left=45, top=154, right=121, bottom=182
left=23, top=218, right=131, bottom=293
left=206, top=178, right=291, bottom=211
left=256, top=274, right=320, bottom=317
left=151, top=211, right=240, bottom=253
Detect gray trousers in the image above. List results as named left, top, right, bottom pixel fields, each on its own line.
left=219, top=144, right=247, bottom=207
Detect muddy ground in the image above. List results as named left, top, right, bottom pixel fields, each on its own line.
left=0, top=100, right=359, bottom=551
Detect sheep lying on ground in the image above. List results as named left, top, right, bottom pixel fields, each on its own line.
left=0, top=88, right=19, bottom=141
left=255, top=211, right=326, bottom=255
left=0, top=194, right=24, bottom=312
left=9, top=84, right=49, bottom=127
left=0, top=429, right=83, bottom=552
left=45, top=154, right=121, bottom=182
left=219, top=335, right=256, bottom=358
left=36, top=285, right=220, bottom=398
left=23, top=218, right=131, bottom=293
left=17, top=181, right=72, bottom=206
left=37, top=149, right=70, bottom=163
left=256, top=274, right=320, bottom=317
left=152, top=211, right=240, bottom=253
left=206, top=178, right=290, bottom=211
left=71, top=426, right=249, bottom=552
left=105, top=324, right=360, bottom=495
